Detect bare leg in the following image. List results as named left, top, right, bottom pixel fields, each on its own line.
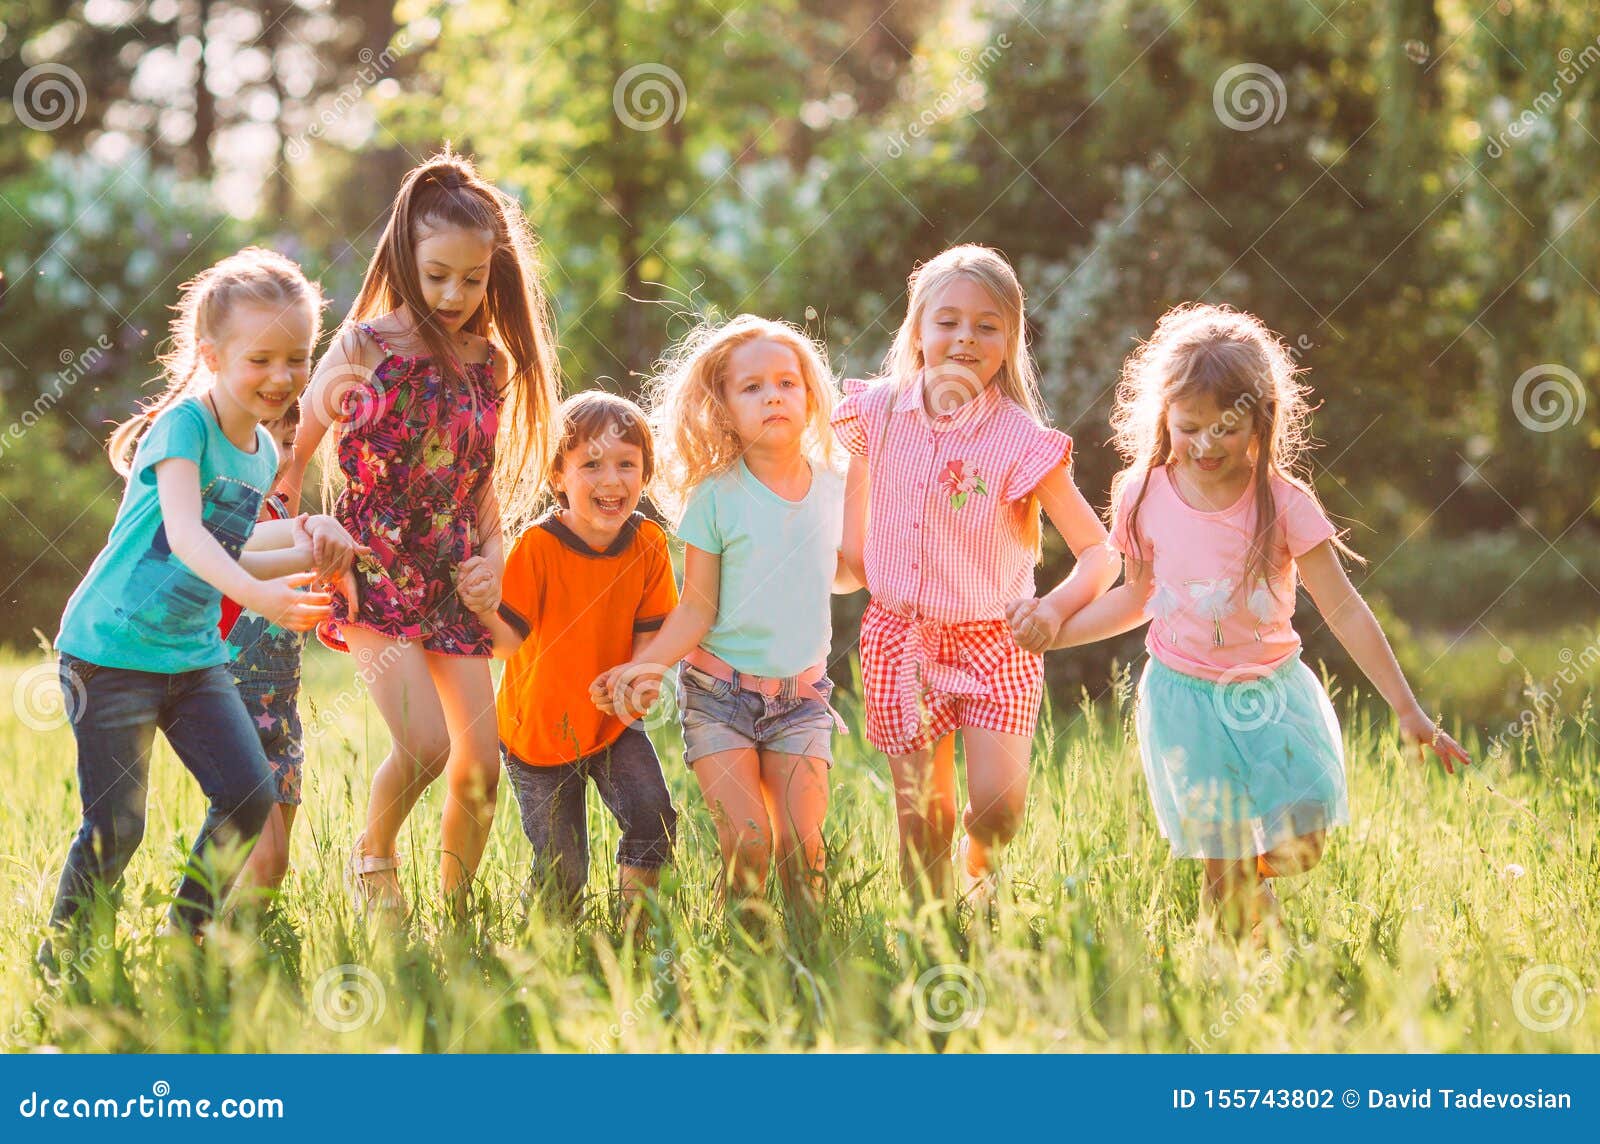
left=888, top=734, right=959, bottom=903
left=957, top=726, right=1031, bottom=880
left=692, top=748, right=771, bottom=911
left=758, top=751, right=830, bottom=922
left=426, top=652, right=500, bottom=913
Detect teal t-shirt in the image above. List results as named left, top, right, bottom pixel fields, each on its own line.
left=676, top=459, right=843, bottom=678
left=57, top=397, right=278, bottom=673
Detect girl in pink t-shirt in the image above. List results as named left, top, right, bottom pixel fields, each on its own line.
left=834, top=245, right=1119, bottom=907
left=1011, top=303, right=1471, bottom=938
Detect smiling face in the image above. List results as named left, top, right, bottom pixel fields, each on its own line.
left=204, top=301, right=316, bottom=426
left=1166, top=392, right=1256, bottom=482
left=721, top=337, right=810, bottom=454
left=916, top=274, right=1008, bottom=408
left=553, top=428, right=645, bottom=545
left=413, top=222, right=494, bottom=331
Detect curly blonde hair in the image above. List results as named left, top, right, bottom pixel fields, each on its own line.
left=645, top=314, right=840, bottom=522
left=1110, top=302, right=1357, bottom=588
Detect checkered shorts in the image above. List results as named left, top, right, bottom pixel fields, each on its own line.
left=858, top=599, right=1045, bottom=756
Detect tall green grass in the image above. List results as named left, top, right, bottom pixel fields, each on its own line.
left=2, top=640, right=1595, bottom=1053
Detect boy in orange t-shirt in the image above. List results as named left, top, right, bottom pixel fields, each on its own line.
left=457, top=392, right=678, bottom=916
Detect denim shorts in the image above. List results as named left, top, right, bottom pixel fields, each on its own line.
left=677, top=663, right=836, bottom=766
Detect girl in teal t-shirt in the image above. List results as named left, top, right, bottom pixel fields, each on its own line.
left=47, top=248, right=359, bottom=944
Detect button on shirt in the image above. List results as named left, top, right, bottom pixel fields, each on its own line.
left=833, top=376, right=1072, bottom=623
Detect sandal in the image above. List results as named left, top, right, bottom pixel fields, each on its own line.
left=346, top=835, right=406, bottom=920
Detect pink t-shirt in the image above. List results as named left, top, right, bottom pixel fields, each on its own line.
left=1110, top=465, right=1337, bottom=682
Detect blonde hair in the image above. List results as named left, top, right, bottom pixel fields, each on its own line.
left=549, top=390, right=655, bottom=509
left=879, top=243, right=1051, bottom=553
left=645, top=314, right=840, bottom=522
left=108, top=247, right=322, bottom=476
left=1110, top=302, right=1358, bottom=589
left=338, top=149, right=560, bottom=535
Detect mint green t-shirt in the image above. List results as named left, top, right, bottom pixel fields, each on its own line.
left=676, top=459, right=843, bottom=678
left=56, top=397, right=278, bottom=673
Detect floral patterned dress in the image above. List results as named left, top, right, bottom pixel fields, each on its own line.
left=318, top=322, right=502, bottom=658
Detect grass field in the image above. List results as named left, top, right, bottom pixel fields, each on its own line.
left=2, top=632, right=1596, bottom=1054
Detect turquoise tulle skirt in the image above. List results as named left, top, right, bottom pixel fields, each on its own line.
left=1134, top=654, right=1348, bottom=859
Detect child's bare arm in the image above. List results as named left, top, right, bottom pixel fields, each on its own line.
left=456, top=555, right=524, bottom=659
left=592, top=546, right=720, bottom=717
left=1298, top=540, right=1471, bottom=772
left=1016, top=552, right=1153, bottom=651
left=1020, top=463, right=1122, bottom=643
left=279, top=327, right=374, bottom=513
left=841, top=455, right=868, bottom=587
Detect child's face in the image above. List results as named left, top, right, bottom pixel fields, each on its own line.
left=1167, top=393, right=1255, bottom=480
left=916, top=275, right=1008, bottom=405
left=554, top=430, right=645, bottom=539
left=721, top=338, right=810, bottom=453
left=266, top=414, right=299, bottom=484
left=413, top=222, right=494, bottom=332
left=204, top=301, right=315, bottom=426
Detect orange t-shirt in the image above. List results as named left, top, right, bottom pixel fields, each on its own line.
left=496, top=511, right=678, bottom=765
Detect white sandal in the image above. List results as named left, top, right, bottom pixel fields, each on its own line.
left=346, top=835, right=406, bottom=920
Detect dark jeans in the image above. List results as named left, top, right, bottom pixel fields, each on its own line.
left=50, top=653, right=276, bottom=933
left=502, top=725, right=677, bottom=911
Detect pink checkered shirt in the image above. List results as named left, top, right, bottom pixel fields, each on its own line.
left=833, top=376, right=1072, bottom=624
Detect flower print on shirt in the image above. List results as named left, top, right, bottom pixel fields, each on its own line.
left=939, top=459, right=989, bottom=510
left=1185, top=577, right=1236, bottom=648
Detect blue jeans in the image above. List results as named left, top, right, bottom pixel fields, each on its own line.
left=50, top=653, right=276, bottom=933
left=502, top=725, right=677, bottom=913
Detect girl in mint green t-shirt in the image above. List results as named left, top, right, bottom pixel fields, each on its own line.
left=47, top=249, right=359, bottom=944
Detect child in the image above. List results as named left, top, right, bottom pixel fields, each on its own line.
left=224, top=404, right=311, bottom=898
left=278, top=151, right=560, bottom=918
left=833, top=244, right=1119, bottom=905
left=592, top=315, right=853, bottom=921
left=48, top=247, right=359, bottom=940
left=455, top=392, right=678, bottom=920
left=1009, top=302, right=1471, bottom=936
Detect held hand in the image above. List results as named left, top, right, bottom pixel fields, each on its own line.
left=1399, top=707, right=1472, bottom=775
left=456, top=555, right=501, bottom=616
left=590, top=667, right=622, bottom=715
left=251, top=571, right=333, bottom=632
left=306, top=514, right=368, bottom=579
left=1006, top=596, right=1063, bottom=654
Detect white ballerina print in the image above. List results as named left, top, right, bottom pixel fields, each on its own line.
left=1245, top=577, right=1277, bottom=641
left=1149, top=581, right=1184, bottom=643
left=1186, top=577, right=1235, bottom=647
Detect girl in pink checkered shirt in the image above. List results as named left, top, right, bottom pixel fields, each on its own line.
left=1010, top=304, right=1471, bottom=938
left=834, top=245, right=1119, bottom=906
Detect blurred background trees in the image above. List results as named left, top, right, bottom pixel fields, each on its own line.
left=2, top=0, right=1596, bottom=708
